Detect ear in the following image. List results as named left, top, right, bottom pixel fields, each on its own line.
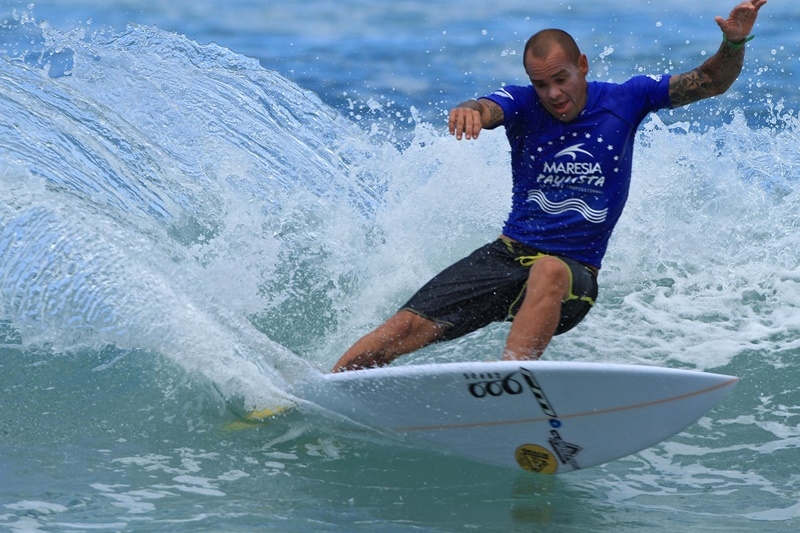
left=578, top=54, right=589, bottom=76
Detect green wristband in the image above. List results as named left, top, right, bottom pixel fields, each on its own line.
left=723, top=34, right=755, bottom=49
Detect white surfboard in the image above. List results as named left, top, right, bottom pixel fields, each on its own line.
left=292, top=361, right=738, bottom=474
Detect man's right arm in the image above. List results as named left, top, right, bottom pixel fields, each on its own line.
left=448, top=98, right=504, bottom=140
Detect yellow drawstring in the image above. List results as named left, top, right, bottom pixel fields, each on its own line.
left=514, top=253, right=595, bottom=306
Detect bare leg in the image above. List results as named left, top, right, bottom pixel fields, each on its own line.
left=332, top=310, right=447, bottom=372
left=503, top=256, right=571, bottom=361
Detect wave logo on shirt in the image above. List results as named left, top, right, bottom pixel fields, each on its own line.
left=554, top=143, right=593, bottom=160
left=527, top=190, right=608, bottom=224
left=491, top=88, right=515, bottom=100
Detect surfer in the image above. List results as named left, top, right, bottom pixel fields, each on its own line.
left=333, top=0, right=767, bottom=372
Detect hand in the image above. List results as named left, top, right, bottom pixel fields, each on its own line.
left=715, top=0, right=767, bottom=42
left=448, top=106, right=484, bottom=140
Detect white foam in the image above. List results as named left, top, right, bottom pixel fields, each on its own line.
left=3, top=501, right=68, bottom=514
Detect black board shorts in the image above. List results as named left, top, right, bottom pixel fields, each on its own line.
left=400, top=238, right=598, bottom=342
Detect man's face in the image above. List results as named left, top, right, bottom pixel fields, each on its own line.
left=524, top=46, right=589, bottom=122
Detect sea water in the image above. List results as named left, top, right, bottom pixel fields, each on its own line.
left=1, top=1, right=799, bottom=531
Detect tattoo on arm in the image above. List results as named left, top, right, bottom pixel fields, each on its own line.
left=455, top=98, right=504, bottom=129
left=669, top=42, right=745, bottom=108
left=475, top=98, right=504, bottom=129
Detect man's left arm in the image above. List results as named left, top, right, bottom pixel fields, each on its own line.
left=669, top=0, right=767, bottom=108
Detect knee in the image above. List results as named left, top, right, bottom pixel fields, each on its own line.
left=527, top=257, right=571, bottom=299
left=387, top=310, right=444, bottom=339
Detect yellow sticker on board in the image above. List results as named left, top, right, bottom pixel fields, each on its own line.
left=224, top=405, right=291, bottom=431
left=515, top=444, right=558, bottom=474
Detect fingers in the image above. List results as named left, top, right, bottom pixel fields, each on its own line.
left=716, top=0, right=766, bottom=40
left=448, top=107, right=483, bottom=140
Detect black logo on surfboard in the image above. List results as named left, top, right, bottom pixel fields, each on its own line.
left=519, top=367, right=558, bottom=418
left=520, top=367, right=583, bottom=469
left=548, top=429, right=583, bottom=469
left=464, top=371, right=524, bottom=398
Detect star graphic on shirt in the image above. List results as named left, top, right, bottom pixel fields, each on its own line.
left=597, top=137, right=604, bottom=144
left=607, top=145, right=614, bottom=151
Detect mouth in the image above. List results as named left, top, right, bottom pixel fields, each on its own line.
left=552, top=101, right=570, bottom=115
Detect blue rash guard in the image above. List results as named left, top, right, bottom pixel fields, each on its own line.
left=482, top=75, right=672, bottom=268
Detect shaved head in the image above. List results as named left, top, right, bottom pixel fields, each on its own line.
left=521, top=28, right=589, bottom=122
left=523, top=29, right=582, bottom=65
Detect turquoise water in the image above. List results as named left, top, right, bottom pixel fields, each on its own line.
left=1, top=1, right=800, bottom=531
